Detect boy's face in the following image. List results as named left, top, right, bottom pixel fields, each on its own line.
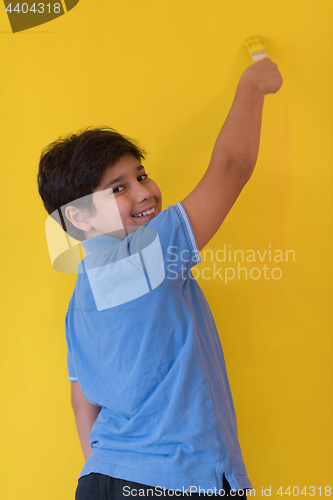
left=86, top=153, right=162, bottom=239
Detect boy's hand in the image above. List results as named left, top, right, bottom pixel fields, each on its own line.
left=238, top=57, right=283, bottom=95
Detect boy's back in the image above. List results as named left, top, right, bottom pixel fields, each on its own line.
left=66, top=201, right=251, bottom=492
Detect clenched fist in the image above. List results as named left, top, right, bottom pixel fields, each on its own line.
left=239, top=57, right=283, bottom=95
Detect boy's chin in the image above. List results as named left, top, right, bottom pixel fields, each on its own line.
left=126, top=225, right=142, bottom=235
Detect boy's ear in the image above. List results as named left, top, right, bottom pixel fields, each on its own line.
left=64, top=205, right=92, bottom=231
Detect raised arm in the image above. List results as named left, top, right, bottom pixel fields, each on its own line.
left=181, top=57, right=283, bottom=252
left=71, top=381, right=102, bottom=460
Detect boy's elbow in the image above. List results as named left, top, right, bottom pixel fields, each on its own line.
left=233, top=159, right=255, bottom=185
left=240, top=154, right=259, bottom=182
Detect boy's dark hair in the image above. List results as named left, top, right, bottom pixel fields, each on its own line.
left=37, top=126, right=146, bottom=241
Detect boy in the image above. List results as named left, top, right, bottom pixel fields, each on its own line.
left=38, top=58, right=282, bottom=499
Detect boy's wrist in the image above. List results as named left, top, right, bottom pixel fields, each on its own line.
left=236, top=75, right=266, bottom=100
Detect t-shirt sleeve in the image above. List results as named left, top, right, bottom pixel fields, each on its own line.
left=128, top=201, right=201, bottom=287
left=65, top=310, right=78, bottom=382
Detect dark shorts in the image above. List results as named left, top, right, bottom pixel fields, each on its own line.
left=75, top=473, right=248, bottom=499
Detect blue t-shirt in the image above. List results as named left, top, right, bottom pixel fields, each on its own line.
left=65, top=202, right=252, bottom=492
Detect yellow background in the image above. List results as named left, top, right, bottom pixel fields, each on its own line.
left=1, top=0, right=332, bottom=498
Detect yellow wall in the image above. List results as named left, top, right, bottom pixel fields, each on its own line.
left=1, top=1, right=332, bottom=498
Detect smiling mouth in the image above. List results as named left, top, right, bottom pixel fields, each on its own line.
left=132, top=206, right=156, bottom=218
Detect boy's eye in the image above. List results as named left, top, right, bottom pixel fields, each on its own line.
left=112, top=186, right=125, bottom=194
left=138, top=173, right=149, bottom=181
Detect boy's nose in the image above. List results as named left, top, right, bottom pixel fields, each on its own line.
left=133, top=182, right=153, bottom=202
